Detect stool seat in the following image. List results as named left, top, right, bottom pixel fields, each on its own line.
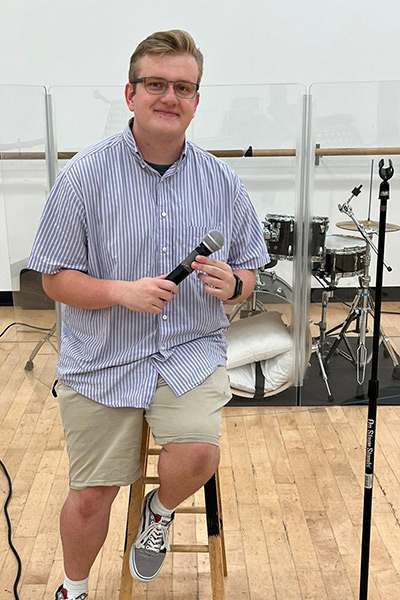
left=120, top=420, right=227, bottom=599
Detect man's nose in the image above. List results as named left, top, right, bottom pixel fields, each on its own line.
left=160, top=82, right=179, bottom=102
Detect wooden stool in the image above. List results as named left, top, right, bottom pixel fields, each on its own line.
left=120, top=419, right=227, bottom=599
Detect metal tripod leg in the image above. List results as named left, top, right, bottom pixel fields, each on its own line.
left=24, top=322, right=57, bottom=371
left=325, top=288, right=363, bottom=366
left=367, top=293, right=400, bottom=379
left=312, top=339, right=334, bottom=402
left=312, top=287, right=334, bottom=402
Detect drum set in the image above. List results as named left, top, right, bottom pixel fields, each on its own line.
left=232, top=187, right=400, bottom=402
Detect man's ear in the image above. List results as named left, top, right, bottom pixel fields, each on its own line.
left=192, top=92, right=200, bottom=118
left=124, top=82, right=135, bottom=112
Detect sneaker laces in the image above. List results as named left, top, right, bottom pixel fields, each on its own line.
left=136, top=516, right=172, bottom=553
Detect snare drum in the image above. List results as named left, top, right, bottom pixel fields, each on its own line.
left=319, top=234, right=367, bottom=279
left=263, top=214, right=329, bottom=263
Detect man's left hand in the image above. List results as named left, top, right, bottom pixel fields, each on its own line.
left=191, top=255, right=243, bottom=302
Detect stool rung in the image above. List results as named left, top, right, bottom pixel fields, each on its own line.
left=170, top=544, right=209, bottom=553
left=143, top=476, right=160, bottom=484
left=175, top=506, right=206, bottom=514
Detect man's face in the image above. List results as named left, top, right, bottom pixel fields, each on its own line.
left=125, top=53, right=200, bottom=144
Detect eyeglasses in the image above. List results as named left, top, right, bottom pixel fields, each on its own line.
left=131, top=77, right=199, bottom=99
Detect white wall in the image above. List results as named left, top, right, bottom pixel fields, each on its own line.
left=1, top=0, right=400, bottom=292
left=1, top=0, right=399, bottom=87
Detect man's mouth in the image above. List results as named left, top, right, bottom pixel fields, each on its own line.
left=155, top=109, right=179, bottom=118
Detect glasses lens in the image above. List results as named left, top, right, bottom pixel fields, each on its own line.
left=174, top=82, right=197, bottom=98
left=143, top=77, right=197, bottom=98
left=145, top=78, right=168, bottom=94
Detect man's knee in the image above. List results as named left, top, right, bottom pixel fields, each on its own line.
left=162, top=442, right=220, bottom=477
left=66, top=485, right=119, bottom=521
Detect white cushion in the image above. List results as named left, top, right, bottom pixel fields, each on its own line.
left=225, top=311, right=293, bottom=369
left=228, top=349, right=293, bottom=394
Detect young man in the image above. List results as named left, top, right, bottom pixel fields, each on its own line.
left=28, top=29, right=269, bottom=600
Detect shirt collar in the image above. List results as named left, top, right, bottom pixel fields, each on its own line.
left=122, top=118, right=187, bottom=172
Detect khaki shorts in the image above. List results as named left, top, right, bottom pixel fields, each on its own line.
left=57, top=367, right=231, bottom=490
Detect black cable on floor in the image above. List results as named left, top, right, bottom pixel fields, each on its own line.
left=0, top=322, right=52, bottom=339
left=0, top=459, right=21, bottom=600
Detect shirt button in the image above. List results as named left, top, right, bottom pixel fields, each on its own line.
left=161, top=345, right=165, bottom=351
left=162, top=315, right=168, bottom=320
left=161, top=211, right=167, bottom=217
left=162, top=247, right=167, bottom=253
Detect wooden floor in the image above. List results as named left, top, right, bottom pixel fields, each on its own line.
left=1, top=302, right=400, bottom=599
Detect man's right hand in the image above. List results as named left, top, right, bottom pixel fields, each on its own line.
left=42, top=271, right=178, bottom=313
left=114, top=276, right=178, bottom=314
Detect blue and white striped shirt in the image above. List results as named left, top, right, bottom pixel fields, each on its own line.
left=28, top=121, right=269, bottom=408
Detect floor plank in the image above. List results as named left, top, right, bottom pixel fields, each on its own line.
left=1, top=304, right=400, bottom=598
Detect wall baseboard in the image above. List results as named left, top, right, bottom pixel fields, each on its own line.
left=0, top=292, right=13, bottom=306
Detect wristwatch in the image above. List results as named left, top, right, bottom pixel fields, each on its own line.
left=228, top=273, right=243, bottom=300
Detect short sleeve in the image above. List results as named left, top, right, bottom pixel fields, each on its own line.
left=228, top=180, right=269, bottom=270
left=28, top=171, right=88, bottom=275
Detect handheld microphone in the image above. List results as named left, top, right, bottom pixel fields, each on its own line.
left=165, top=230, right=225, bottom=285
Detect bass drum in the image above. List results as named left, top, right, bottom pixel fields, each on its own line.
left=257, top=270, right=293, bottom=303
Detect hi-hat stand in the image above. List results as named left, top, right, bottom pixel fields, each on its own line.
left=315, top=186, right=400, bottom=386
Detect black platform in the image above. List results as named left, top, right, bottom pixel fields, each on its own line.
left=228, top=336, right=400, bottom=407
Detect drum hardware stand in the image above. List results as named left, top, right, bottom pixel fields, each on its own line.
left=228, top=269, right=267, bottom=322
left=228, top=265, right=290, bottom=322
left=322, top=185, right=399, bottom=384
left=311, top=284, right=335, bottom=401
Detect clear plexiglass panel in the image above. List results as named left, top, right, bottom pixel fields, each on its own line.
left=0, top=85, right=57, bottom=389
left=49, top=83, right=309, bottom=406
left=308, top=81, right=400, bottom=405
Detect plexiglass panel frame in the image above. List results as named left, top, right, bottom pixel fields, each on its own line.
left=0, top=85, right=58, bottom=388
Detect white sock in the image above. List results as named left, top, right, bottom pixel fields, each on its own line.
left=150, top=488, right=176, bottom=517
left=64, top=574, right=89, bottom=598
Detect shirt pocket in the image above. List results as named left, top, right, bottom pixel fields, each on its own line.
left=185, top=224, right=227, bottom=262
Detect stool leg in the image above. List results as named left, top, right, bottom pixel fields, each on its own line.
left=120, top=419, right=150, bottom=599
left=204, top=474, right=225, bottom=600
left=120, top=478, right=145, bottom=599
left=215, top=470, right=228, bottom=577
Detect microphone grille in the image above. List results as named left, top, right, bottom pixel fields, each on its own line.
left=204, top=230, right=225, bottom=252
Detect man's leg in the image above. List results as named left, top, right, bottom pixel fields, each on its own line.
left=56, top=382, right=144, bottom=593
left=60, top=485, right=119, bottom=580
left=129, top=368, right=231, bottom=583
left=157, top=442, right=219, bottom=509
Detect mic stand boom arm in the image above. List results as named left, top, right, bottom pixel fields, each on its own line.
left=338, top=188, right=392, bottom=272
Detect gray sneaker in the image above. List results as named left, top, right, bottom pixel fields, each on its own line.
left=55, top=585, right=88, bottom=599
left=129, top=489, right=174, bottom=583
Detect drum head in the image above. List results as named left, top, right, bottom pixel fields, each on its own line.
left=326, top=234, right=366, bottom=252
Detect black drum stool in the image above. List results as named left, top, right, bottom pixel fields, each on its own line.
left=120, top=419, right=227, bottom=599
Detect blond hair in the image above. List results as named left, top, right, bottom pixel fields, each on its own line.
left=129, top=30, right=204, bottom=85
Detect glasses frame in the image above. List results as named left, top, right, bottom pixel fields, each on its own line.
left=131, top=77, right=199, bottom=99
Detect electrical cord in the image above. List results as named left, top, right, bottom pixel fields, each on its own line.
left=0, top=322, right=52, bottom=339
left=0, top=459, right=21, bottom=600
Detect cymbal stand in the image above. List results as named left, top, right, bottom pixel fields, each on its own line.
left=324, top=191, right=399, bottom=383
left=311, top=282, right=334, bottom=401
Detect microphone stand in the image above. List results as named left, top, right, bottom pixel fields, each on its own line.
left=359, top=158, right=394, bottom=600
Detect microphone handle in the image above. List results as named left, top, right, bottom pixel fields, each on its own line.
left=165, top=264, right=192, bottom=284
left=165, top=242, right=213, bottom=284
